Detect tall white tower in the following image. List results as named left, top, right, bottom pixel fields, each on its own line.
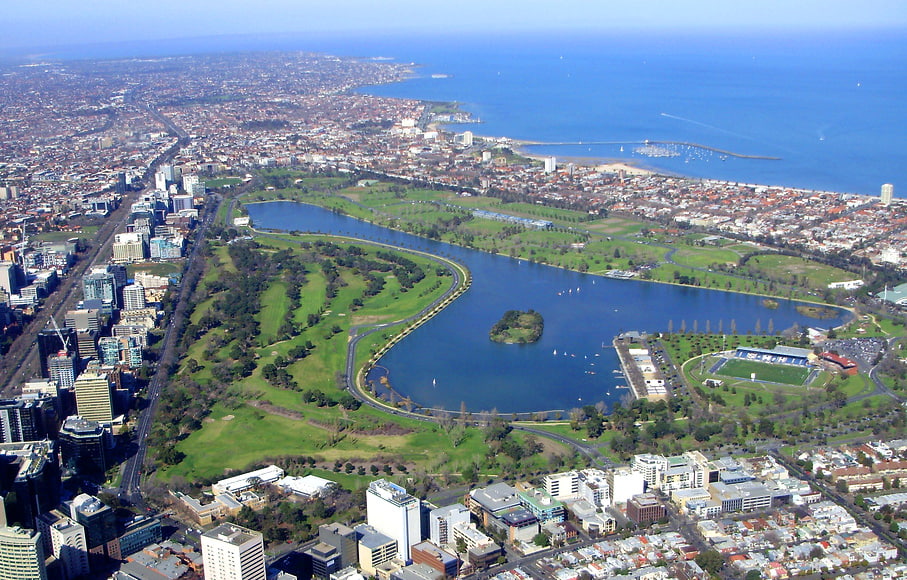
left=881, top=183, right=894, bottom=206
left=201, top=523, right=266, bottom=580
left=366, top=479, right=421, bottom=562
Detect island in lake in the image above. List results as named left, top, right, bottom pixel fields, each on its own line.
left=489, top=309, right=544, bottom=344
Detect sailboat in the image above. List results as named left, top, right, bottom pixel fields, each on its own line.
left=553, top=349, right=557, bottom=356
left=432, top=378, right=437, bottom=387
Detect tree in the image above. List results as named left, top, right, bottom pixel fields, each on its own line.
left=532, top=533, right=550, bottom=547
left=695, top=550, right=724, bottom=574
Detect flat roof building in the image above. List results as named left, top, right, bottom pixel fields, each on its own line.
left=201, top=523, right=266, bottom=580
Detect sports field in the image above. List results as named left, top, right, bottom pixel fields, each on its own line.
left=716, top=358, right=811, bottom=386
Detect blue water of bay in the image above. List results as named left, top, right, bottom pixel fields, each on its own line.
left=247, top=202, right=849, bottom=415
left=356, top=30, right=906, bottom=197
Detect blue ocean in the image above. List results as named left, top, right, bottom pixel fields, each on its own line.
left=354, top=31, right=906, bottom=197
left=19, top=29, right=906, bottom=196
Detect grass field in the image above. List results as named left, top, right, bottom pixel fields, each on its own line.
left=716, top=358, right=811, bottom=386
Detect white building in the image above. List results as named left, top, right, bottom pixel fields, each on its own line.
left=0, top=526, right=47, bottom=580
left=608, top=467, right=645, bottom=505
left=544, top=156, right=557, bottom=174
left=275, top=475, right=336, bottom=498
left=428, top=503, right=470, bottom=548
left=881, top=183, right=894, bottom=206
left=543, top=471, right=580, bottom=501
left=201, top=523, right=266, bottom=580
left=211, top=465, right=284, bottom=495
left=122, top=284, right=146, bottom=311
left=37, top=511, right=89, bottom=580
left=366, top=479, right=421, bottom=562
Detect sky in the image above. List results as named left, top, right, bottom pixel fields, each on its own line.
left=4, top=0, right=907, bottom=52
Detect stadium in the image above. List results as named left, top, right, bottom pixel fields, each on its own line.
left=708, top=345, right=818, bottom=387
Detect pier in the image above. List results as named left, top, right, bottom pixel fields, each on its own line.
left=523, top=139, right=781, bottom=161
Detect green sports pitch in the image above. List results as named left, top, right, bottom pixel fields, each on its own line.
left=715, top=358, right=811, bottom=386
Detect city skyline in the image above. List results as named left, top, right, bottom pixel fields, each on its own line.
left=4, top=0, right=907, bottom=53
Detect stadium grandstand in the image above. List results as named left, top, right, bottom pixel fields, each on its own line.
left=819, top=352, right=859, bottom=375
left=734, top=345, right=814, bottom=367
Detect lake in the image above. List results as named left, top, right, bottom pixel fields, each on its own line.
left=246, top=201, right=849, bottom=414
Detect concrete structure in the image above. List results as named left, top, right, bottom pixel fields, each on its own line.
left=112, top=232, right=147, bottom=264
left=306, top=542, right=341, bottom=578
left=82, top=268, right=118, bottom=308
left=318, top=522, right=358, bottom=569
left=366, top=479, right=420, bottom=562
left=543, top=471, right=580, bottom=501
left=37, top=510, right=90, bottom=580
left=59, top=416, right=107, bottom=473
left=517, top=488, right=565, bottom=524
left=201, top=523, right=266, bottom=580
left=354, top=524, right=398, bottom=576
left=64, top=308, right=101, bottom=333
left=70, top=494, right=119, bottom=563
left=0, top=397, right=48, bottom=443
left=0, top=441, right=61, bottom=528
left=73, top=372, right=113, bottom=423
left=410, top=541, right=458, bottom=577
left=0, top=525, right=47, bottom=580
left=122, top=284, right=146, bottom=311
left=608, top=467, right=646, bottom=504
left=881, top=183, right=894, bottom=206
left=626, top=493, right=667, bottom=524
left=428, top=503, right=469, bottom=548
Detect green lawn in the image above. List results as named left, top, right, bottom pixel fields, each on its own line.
left=716, top=358, right=811, bottom=386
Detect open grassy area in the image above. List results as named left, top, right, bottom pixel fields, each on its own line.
left=715, top=358, right=812, bottom=386
left=155, top=231, right=572, bottom=483
left=743, top=254, right=855, bottom=290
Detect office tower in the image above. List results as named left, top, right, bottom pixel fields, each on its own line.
left=429, top=504, right=470, bottom=547
left=0, top=262, right=20, bottom=298
left=0, top=526, right=47, bottom=580
left=82, top=269, right=117, bottom=308
left=73, top=373, right=113, bottom=423
left=172, top=194, right=195, bottom=212
left=122, top=284, right=146, bottom=311
left=69, top=494, right=119, bottom=564
left=0, top=398, right=47, bottom=443
left=59, top=416, right=107, bottom=474
left=98, top=336, right=142, bottom=367
left=366, top=479, right=421, bottom=562
left=117, top=515, right=162, bottom=557
left=881, top=183, right=894, bottom=206
left=64, top=309, right=101, bottom=333
left=37, top=511, right=89, bottom=580
left=111, top=232, right=147, bottom=264
left=0, top=441, right=61, bottom=528
left=75, top=331, right=99, bottom=364
left=48, top=352, right=76, bottom=389
left=154, top=171, right=168, bottom=192
left=201, top=522, right=266, bottom=580
left=36, top=327, right=76, bottom=379
left=318, top=522, right=358, bottom=568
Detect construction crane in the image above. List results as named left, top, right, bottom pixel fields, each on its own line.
left=49, top=315, right=72, bottom=357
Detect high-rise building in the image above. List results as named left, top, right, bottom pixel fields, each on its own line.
left=318, top=522, right=358, bottom=568
left=48, top=352, right=76, bottom=389
left=172, top=194, right=195, bottom=212
left=0, top=398, right=47, bottom=443
left=111, top=233, right=147, bottom=264
left=59, top=416, right=107, bottom=474
left=0, top=441, right=61, bottom=529
left=82, top=269, right=117, bottom=309
left=201, top=522, right=266, bottom=580
left=0, top=526, right=47, bottom=580
left=98, top=336, right=142, bottom=367
left=366, top=479, right=421, bottom=562
left=64, top=309, right=102, bottom=333
left=36, top=328, right=76, bottom=379
left=428, top=504, right=470, bottom=548
left=544, top=156, right=557, bottom=174
left=37, top=511, right=90, bottom=580
left=881, top=183, right=894, bottom=206
left=122, top=284, right=146, bottom=311
left=0, top=262, right=21, bottom=298
left=69, top=494, right=119, bottom=564
left=75, top=330, right=99, bottom=363
left=73, top=373, right=113, bottom=423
